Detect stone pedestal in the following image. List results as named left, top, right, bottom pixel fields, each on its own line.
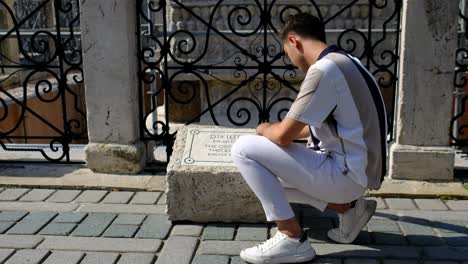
left=166, top=125, right=266, bottom=222
left=389, top=0, right=457, bottom=180
left=80, top=0, right=145, bottom=173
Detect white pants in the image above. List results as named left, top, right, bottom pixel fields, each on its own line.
left=231, top=135, right=367, bottom=222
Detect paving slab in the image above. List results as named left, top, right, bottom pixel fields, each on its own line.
left=367, top=219, right=401, bottom=233
left=398, top=218, right=445, bottom=245
left=372, top=232, right=408, bottom=245
left=0, top=211, right=28, bottom=222
left=41, top=250, right=85, bottom=264
left=422, top=246, right=468, bottom=261
left=101, top=192, right=135, bottom=204
left=202, top=224, right=236, bottom=240
left=155, top=236, right=198, bottom=264
left=0, top=222, right=15, bottom=234
left=312, top=244, right=422, bottom=259
left=376, top=210, right=468, bottom=222
left=385, top=199, right=417, bottom=210
left=37, top=236, right=162, bottom=253
left=19, top=189, right=56, bottom=202
left=4, top=249, right=50, bottom=264
left=445, top=200, right=468, bottom=211
left=0, top=189, right=30, bottom=201
left=71, top=213, right=116, bottom=237
left=229, top=256, right=248, bottom=264
left=7, top=212, right=57, bottom=235
left=135, top=214, right=172, bottom=239
left=39, top=223, right=76, bottom=236
left=439, top=232, right=468, bottom=246
left=192, top=254, right=229, bottom=264
left=432, top=220, right=468, bottom=234
left=73, top=190, right=108, bottom=203
left=423, top=261, right=458, bottom=264
left=113, top=214, right=146, bottom=225
left=235, top=224, right=268, bottom=241
left=197, top=241, right=260, bottom=256
left=0, top=202, right=78, bottom=212
left=76, top=203, right=165, bottom=214
left=0, top=165, right=153, bottom=190
left=308, top=258, right=342, bottom=264
left=130, top=192, right=162, bottom=205
left=80, top=252, right=120, bottom=264
left=0, top=249, right=15, bottom=263
left=52, top=212, right=87, bottom=223
left=117, top=253, right=156, bottom=264
left=0, top=235, right=44, bottom=249
left=102, top=224, right=138, bottom=238
left=170, top=224, right=204, bottom=237
left=46, top=190, right=82, bottom=203
left=382, top=260, right=418, bottom=264
left=344, top=259, right=379, bottom=264
left=157, top=195, right=166, bottom=205
left=413, top=199, right=448, bottom=210
left=369, top=180, right=468, bottom=197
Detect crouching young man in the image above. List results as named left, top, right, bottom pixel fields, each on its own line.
left=231, top=13, right=387, bottom=264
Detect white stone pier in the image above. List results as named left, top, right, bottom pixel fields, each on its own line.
left=80, top=0, right=145, bottom=173
left=389, top=0, right=458, bottom=180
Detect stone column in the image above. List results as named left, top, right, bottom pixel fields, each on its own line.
left=389, top=0, right=458, bottom=180
left=80, top=0, right=145, bottom=173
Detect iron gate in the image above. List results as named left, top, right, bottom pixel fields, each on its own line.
left=0, top=0, right=86, bottom=163
left=137, top=0, right=402, bottom=165
left=451, top=0, right=468, bottom=148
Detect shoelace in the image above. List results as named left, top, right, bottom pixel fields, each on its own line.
left=338, top=207, right=355, bottom=236
left=256, top=232, right=284, bottom=251
left=338, top=213, right=346, bottom=235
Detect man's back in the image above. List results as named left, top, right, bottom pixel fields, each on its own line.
left=287, top=46, right=388, bottom=190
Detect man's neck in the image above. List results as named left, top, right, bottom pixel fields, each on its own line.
left=304, top=42, right=329, bottom=67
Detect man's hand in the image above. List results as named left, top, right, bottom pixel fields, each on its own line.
left=255, top=118, right=307, bottom=146
left=256, top=122, right=272, bottom=136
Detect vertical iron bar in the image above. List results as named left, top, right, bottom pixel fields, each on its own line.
left=162, top=0, right=170, bottom=163
left=390, top=0, right=402, bottom=142
left=136, top=0, right=146, bottom=145
left=453, top=0, right=466, bottom=144
left=262, top=0, right=267, bottom=123
left=367, top=0, right=373, bottom=68
left=53, top=0, right=70, bottom=162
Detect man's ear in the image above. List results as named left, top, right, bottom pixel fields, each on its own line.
left=288, top=34, right=303, bottom=54
left=294, top=38, right=304, bottom=54
left=287, top=34, right=296, bottom=46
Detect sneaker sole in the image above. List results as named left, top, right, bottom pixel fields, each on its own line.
left=240, top=247, right=316, bottom=264
left=327, top=199, right=377, bottom=244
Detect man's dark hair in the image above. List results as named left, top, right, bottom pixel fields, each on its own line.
left=279, top=13, right=326, bottom=43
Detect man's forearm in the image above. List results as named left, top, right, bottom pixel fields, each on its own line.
left=296, top=125, right=310, bottom=139
left=256, top=122, right=286, bottom=145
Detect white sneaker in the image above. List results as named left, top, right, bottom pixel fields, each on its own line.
left=240, top=229, right=316, bottom=264
left=327, top=197, right=377, bottom=244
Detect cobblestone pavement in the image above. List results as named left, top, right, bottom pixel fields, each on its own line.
left=0, top=188, right=467, bottom=264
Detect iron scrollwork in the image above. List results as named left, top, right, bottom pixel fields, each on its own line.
left=0, top=0, right=86, bottom=163
left=137, top=0, right=402, bottom=165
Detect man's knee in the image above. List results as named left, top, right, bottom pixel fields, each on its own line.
left=231, top=135, right=261, bottom=159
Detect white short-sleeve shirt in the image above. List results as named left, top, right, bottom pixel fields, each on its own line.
left=286, top=45, right=388, bottom=190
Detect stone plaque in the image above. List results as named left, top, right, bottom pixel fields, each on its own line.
left=167, top=125, right=265, bottom=222
left=182, top=127, right=253, bottom=166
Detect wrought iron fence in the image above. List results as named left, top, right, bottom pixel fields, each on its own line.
left=137, top=0, right=402, bottom=165
left=0, top=0, right=86, bottom=163
left=451, top=0, right=468, bottom=147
